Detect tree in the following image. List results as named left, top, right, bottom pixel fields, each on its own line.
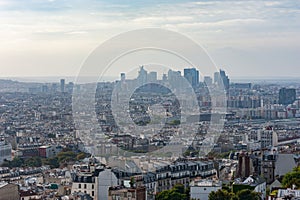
left=25, top=157, right=42, bottom=167
left=76, top=152, right=87, bottom=160
left=57, top=151, right=76, bottom=163
left=208, top=189, right=233, bottom=200
left=236, top=189, right=260, bottom=200
left=282, top=167, right=300, bottom=188
left=173, top=184, right=185, bottom=194
left=43, top=157, right=59, bottom=168
left=156, top=184, right=187, bottom=200
left=168, top=191, right=187, bottom=200
left=222, top=183, right=231, bottom=193
left=156, top=190, right=171, bottom=200
left=129, top=177, right=135, bottom=188
left=156, top=190, right=187, bottom=200
left=1, top=157, right=24, bottom=168
left=209, top=189, right=260, bottom=200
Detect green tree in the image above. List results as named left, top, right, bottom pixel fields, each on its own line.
left=222, top=184, right=231, bottom=193
left=236, top=189, right=260, bottom=200
left=43, top=157, right=59, bottom=168
left=42, top=150, right=88, bottom=169
left=25, top=157, right=42, bottom=167
left=57, top=151, right=76, bottom=163
left=156, top=190, right=187, bottom=200
left=173, top=184, right=185, bottom=194
left=156, top=190, right=171, bottom=200
left=156, top=184, right=187, bottom=200
left=76, top=152, right=87, bottom=160
left=209, top=189, right=234, bottom=200
left=1, top=157, right=24, bottom=168
left=129, top=177, right=136, bottom=188
left=282, top=167, right=300, bottom=188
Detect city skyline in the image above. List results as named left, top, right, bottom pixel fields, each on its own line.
left=0, top=0, right=299, bottom=78
left=1, top=2, right=300, bottom=199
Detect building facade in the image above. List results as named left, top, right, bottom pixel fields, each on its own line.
left=279, top=88, right=296, bottom=105
left=0, top=183, right=19, bottom=200
left=0, top=141, right=12, bottom=164
left=184, top=68, right=199, bottom=87
left=190, top=180, right=222, bottom=200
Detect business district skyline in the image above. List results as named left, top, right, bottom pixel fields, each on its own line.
left=2, top=73, right=300, bottom=85
left=0, top=0, right=299, bottom=78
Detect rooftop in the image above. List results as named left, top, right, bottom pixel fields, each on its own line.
left=190, top=180, right=222, bottom=187
left=0, top=182, right=8, bottom=189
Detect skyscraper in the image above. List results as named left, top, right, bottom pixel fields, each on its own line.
left=214, top=69, right=230, bottom=90
left=120, top=73, right=126, bottom=82
left=162, top=73, right=168, bottom=82
left=60, top=79, right=65, bottom=93
left=51, top=83, right=58, bottom=93
left=41, top=85, right=49, bottom=93
left=66, top=82, right=74, bottom=93
left=184, top=68, right=199, bottom=87
left=148, top=71, right=157, bottom=82
left=214, top=72, right=220, bottom=84
left=168, top=70, right=183, bottom=88
left=137, top=66, right=147, bottom=85
left=279, top=88, right=296, bottom=105
left=204, top=76, right=213, bottom=86
left=219, top=70, right=229, bottom=90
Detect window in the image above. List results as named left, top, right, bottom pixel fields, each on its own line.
left=78, top=184, right=81, bottom=189
left=92, top=191, right=94, bottom=196
left=84, top=184, right=87, bottom=189
left=92, top=184, right=94, bottom=189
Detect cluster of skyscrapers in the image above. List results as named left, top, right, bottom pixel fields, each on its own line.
left=121, top=66, right=230, bottom=90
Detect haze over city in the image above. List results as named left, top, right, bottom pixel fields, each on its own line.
left=0, top=0, right=299, bottom=78
left=1, top=1, right=300, bottom=200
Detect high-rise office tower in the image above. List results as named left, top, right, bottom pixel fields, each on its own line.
left=120, top=73, right=126, bottom=82
left=168, top=70, right=183, bottom=88
left=41, top=85, right=49, bottom=93
left=214, top=69, right=230, bottom=90
left=220, top=70, right=230, bottom=90
left=279, top=88, right=296, bottom=105
left=120, top=73, right=128, bottom=91
left=60, top=79, right=65, bottom=93
left=148, top=71, right=157, bottom=82
left=214, top=72, right=220, bottom=84
left=51, top=83, right=58, bottom=93
left=137, top=66, right=147, bottom=85
left=204, top=76, right=213, bottom=86
left=184, top=68, right=199, bottom=87
left=162, top=74, right=168, bottom=82
left=66, top=82, right=74, bottom=93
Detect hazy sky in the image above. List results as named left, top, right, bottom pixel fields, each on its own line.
left=0, top=0, right=299, bottom=78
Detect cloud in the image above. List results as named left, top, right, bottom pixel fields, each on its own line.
left=0, top=0, right=11, bottom=6
left=132, top=16, right=194, bottom=24
left=264, top=1, right=282, bottom=7
left=0, top=0, right=299, bottom=76
left=175, top=18, right=265, bottom=28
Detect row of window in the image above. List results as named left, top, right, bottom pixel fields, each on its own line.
left=78, top=183, right=94, bottom=190
left=76, top=190, right=95, bottom=197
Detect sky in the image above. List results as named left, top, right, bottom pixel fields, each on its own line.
left=0, top=0, right=299, bottom=79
